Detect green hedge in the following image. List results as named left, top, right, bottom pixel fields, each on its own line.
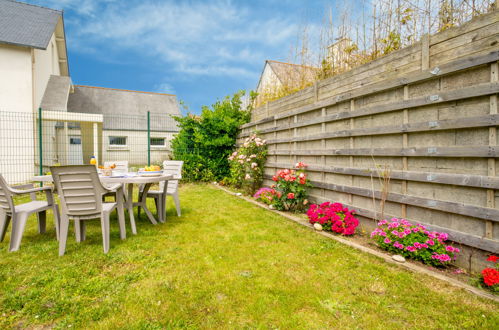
left=171, top=91, right=253, bottom=181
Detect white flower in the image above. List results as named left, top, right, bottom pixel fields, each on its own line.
left=251, top=162, right=258, bottom=169
left=245, top=174, right=251, bottom=180
left=243, top=143, right=249, bottom=147
left=250, top=154, right=257, bottom=158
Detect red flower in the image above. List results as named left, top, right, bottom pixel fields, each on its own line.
left=287, top=193, right=295, bottom=199
left=482, top=268, right=499, bottom=287
left=487, top=255, right=498, bottom=263
left=272, top=175, right=278, bottom=181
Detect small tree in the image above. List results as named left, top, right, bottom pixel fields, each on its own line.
left=171, top=91, right=253, bottom=181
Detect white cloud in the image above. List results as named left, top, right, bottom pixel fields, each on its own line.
left=153, top=82, right=176, bottom=95
left=43, top=0, right=300, bottom=78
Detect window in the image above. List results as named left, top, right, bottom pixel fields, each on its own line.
left=69, top=137, right=81, bottom=145
left=150, top=137, right=165, bottom=146
left=109, top=136, right=127, bottom=146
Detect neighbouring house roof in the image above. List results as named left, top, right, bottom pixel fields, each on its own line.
left=67, top=85, right=180, bottom=132
left=265, top=60, right=318, bottom=86
left=40, top=75, right=72, bottom=111
left=0, top=0, right=61, bottom=49
left=255, top=60, right=319, bottom=98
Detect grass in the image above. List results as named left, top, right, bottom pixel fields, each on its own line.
left=0, top=183, right=497, bottom=329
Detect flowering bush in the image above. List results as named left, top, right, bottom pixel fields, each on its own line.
left=228, top=133, right=267, bottom=194
left=481, top=255, right=499, bottom=292
left=253, top=187, right=276, bottom=205
left=306, top=202, right=359, bottom=235
left=371, top=218, right=460, bottom=267
left=265, top=162, right=311, bottom=211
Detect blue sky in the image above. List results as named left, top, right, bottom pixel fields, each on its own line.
left=27, top=0, right=365, bottom=114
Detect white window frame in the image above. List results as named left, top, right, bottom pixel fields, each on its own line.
left=150, top=137, right=167, bottom=149
left=108, top=136, right=128, bottom=149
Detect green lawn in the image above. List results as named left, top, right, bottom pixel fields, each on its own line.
left=0, top=184, right=497, bottom=329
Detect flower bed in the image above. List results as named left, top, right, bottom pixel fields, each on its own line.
left=254, top=162, right=311, bottom=212
left=371, top=218, right=460, bottom=267
left=306, top=202, right=359, bottom=235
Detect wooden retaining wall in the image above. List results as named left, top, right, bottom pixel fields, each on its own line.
left=240, top=11, right=499, bottom=271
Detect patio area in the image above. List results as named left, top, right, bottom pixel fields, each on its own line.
left=0, top=184, right=497, bottom=329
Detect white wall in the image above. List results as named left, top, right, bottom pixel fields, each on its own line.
left=33, top=33, right=61, bottom=110
left=102, top=130, right=174, bottom=166
left=0, top=32, right=62, bottom=183
left=0, top=44, right=32, bottom=112
left=256, top=63, right=281, bottom=106
left=0, top=44, right=34, bottom=183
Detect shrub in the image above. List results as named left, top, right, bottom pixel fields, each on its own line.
left=480, top=255, right=499, bottom=292
left=306, top=202, right=359, bottom=235
left=371, top=218, right=460, bottom=267
left=228, top=133, right=267, bottom=194
left=268, top=162, right=311, bottom=212
left=171, top=91, right=253, bottom=181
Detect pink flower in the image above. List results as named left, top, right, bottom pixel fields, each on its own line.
left=287, top=193, right=295, bottom=199
left=406, top=246, right=416, bottom=252
left=384, top=238, right=391, bottom=244
left=251, top=162, right=258, bottom=169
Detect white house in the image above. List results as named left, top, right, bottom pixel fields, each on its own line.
left=0, top=1, right=179, bottom=183
left=66, top=85, right=180, bottom=166
left=0, top=0, right=69, bottom=183
left=254, top=60, right=318, bottom=107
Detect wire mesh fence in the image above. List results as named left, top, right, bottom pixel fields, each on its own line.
left=0, top=109, right=179, bottom=184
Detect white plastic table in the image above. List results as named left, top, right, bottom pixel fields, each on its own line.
left=32, top=173, right=173, bottom=235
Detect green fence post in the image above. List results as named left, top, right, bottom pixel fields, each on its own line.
left=147, top=111, right=151, bottom=166
left=38, top=107, right=43, bottom=186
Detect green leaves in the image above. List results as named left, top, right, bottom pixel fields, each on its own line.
left=171, top=91, right=251, bottom=181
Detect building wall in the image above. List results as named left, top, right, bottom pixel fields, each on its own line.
left=102, top=130, right=175, bottom=166
left=0, top=44, right=34, bottom=183
left=0, top=44, right=32, bottom=112
left=33, top=33, right=61, bottom=110
left=255, top=63, right=282, bottom=107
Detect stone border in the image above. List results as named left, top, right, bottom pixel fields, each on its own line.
left=213, top=184, right=499, bottom=303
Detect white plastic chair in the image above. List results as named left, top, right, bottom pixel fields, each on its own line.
left=51, top=165, right=126, bottom=255
left=0, top=174, right=60, bottom=251
left=138, top=160, right=183, bottom=222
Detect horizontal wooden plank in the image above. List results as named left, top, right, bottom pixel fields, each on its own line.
left=267, top=175, right=499, bottom=222
left=241, top=81, right=499, bottom=137
left=268, top=146, right=499, bottom=158
left=310, top=180, right=499, bottom=222
left=266, top=162, right=499, bottom=190
left=430, top=10, right=499, bottom=45
left=242, top=51, right=499, bottom=130
left=267, top=114, right=499, bottom=144
left=310, top=194, right=499, bottom=252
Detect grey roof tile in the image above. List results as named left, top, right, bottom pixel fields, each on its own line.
left=0, top=0, right=61, bottom=49
left=40, top=75, right=72, bottom=110
left=67, top=85, right=180, bottom=132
